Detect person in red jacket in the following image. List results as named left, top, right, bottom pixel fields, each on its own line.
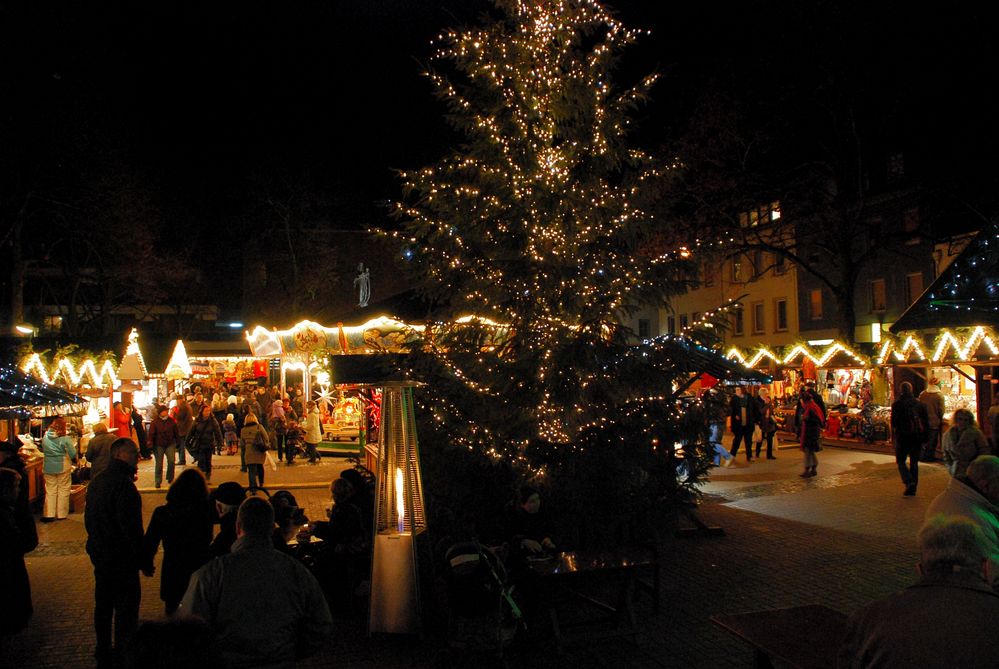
left=111, top=401, right=134, bottom=444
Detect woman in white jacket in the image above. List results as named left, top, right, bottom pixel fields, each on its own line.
left=303, top=401, right=322, bottom=465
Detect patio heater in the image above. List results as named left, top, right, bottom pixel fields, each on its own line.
left=330, top=354, right=426, bottom=635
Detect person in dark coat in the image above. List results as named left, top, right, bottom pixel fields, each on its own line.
left=147, top=406, right=179, bottom=489
left=0, top=441, right=32, bottom=523
left=891, top=381, right=931, bottom=497
left=0, top=466, right=37, bottom=634
left=209, top=482, right=246, bottom=558
left=143, top=469, right=213, bottom=615
left=339, top=468, right=375, bottom=537
left=502, top=485, right=556, bottom=555
left=838, top=514, right=999, bottom=668
left=84, top=439, right=154, bottom=669
left=729, top=385, right=760, bottom=463
left=130, top=406, right=151, bottom=459
left=189, top=405, right=223, bottom=482
left=798, top=390, right=825, bottom=478
left=310, top=478, right=370, bottom=612
left=86, top=423, right=118, bottom=481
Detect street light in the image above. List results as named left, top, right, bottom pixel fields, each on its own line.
left=15, top=324, right=36, bottom=335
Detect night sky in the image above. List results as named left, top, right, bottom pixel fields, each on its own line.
left=3, top=1, right=998, bottom=300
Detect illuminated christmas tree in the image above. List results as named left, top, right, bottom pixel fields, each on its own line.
left=395, top=0, right=708, bottom=538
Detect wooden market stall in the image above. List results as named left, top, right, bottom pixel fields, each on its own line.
left=887, top=221, right=999, bottom=440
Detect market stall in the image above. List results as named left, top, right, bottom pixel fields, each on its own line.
left=725, top=341, right=891, bottom=446
left=1, top=364, right=88, bottom=506
left=245, top=317, right=423, bottom=456
left=887, top=222, right=999, bottom=434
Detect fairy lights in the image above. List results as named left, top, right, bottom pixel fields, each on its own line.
left=930, top=326, right=998, bottom=362
left=163, top=340, right=193, bottom=380
left=21, top=352, right=119, bottom=388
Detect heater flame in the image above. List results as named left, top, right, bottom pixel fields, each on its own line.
left=395, top=467, right=405, bottom=533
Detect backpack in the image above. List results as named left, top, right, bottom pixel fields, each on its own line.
left=901, top=403, right=926, bottom=437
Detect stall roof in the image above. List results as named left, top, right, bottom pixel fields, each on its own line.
left=644, top=336, right=773, bottom=385
left=0, top=364, right=88, bottom=416
left=891, top=221, right=999, bottom=332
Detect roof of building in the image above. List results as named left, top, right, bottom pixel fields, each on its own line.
left=891, top=220, right=999, bottom=332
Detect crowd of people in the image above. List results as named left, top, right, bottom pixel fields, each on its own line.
left=94, top=381, right=329, bottom=492
left=48, top=428, right=378, bottom=668
left=2, top=375, right=998, bottom=667
left=704, top=378, right=999, bottom=493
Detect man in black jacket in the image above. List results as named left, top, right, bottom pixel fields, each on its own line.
left=84, top=438, right=154, bottom=669
left=729, top=386, right=759, bottom=463
left=891, top=381, right=930, bottom=497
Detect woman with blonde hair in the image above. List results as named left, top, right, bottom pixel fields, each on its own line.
left=942, top=408, right=989, bottom=477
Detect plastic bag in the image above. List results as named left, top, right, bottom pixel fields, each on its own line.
left=266, top=450, right=278, bottom=471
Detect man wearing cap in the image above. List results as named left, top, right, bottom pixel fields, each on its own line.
left=84, top=439, right=154, bottom=669
left=209, top=481, right=247, bottom=557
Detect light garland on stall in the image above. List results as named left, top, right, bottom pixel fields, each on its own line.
left=878, top=327, right=997, bottom=364
left=21, top=353, right=119, bottom=389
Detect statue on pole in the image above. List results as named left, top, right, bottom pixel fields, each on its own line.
left=354, top=262, right=371, bottom=308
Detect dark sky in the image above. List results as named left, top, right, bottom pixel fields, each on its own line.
left=4, top=1, right=998, bottom=253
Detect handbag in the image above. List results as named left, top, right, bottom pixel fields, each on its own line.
left=185, top=426, right=202, bottom=459
left=253, top=427, right=269, bottom=453
left=752, top=425, right=763, bottom=443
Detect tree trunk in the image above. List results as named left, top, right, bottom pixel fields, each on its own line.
left=832, top=286, right=856, bottom=345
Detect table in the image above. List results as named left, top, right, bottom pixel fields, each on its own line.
left=710, top=604, right=849, bottom=669
left=528, top=546, right=657, bottom=655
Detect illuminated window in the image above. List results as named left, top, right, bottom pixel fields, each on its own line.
left=752, top=302, right=765, bottom=334
left=775, top=299, right=788, bottom=331
left=43, top=315, right=63, bottom=332
left=739, top=201, right=781, bottom=227
left=905, top=272, right=923, bottom=305
left=732, top=309, right=744, bottom=336
left=810, top=289, right=823, bottom=320
left=871, top=279, right=887, bottom=312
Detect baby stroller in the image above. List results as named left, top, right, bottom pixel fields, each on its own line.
left=441, top=542, right=521, bottom=666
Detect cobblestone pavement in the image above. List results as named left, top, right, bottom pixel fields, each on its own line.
left=1, top=447, right=952, bottom=668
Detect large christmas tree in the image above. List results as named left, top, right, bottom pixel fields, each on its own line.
left=395, top=0, right=706, bottom=541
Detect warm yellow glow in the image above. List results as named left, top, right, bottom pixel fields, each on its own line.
left=164, top=340, right=193, bottom=380
left=21, top=352, right=119, bottom=388
left=395, top=467, right=406, bottom=534
left=931, top=326, right=998, bottom=362
left=246, top=316, right=426, bottom=357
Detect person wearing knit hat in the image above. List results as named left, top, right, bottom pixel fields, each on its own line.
left=208, top=482, right=247, bottom=558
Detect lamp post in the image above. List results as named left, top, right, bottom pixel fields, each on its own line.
left=330, top=354, right=426, bottom=635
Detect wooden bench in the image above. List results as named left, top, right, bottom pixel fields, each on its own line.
left=711, top=604, right=848, bottom=669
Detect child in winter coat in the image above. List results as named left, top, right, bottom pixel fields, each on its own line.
left=284, top=420, right=303, bottom=465
left=222, top=414, right=239, bottom=456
